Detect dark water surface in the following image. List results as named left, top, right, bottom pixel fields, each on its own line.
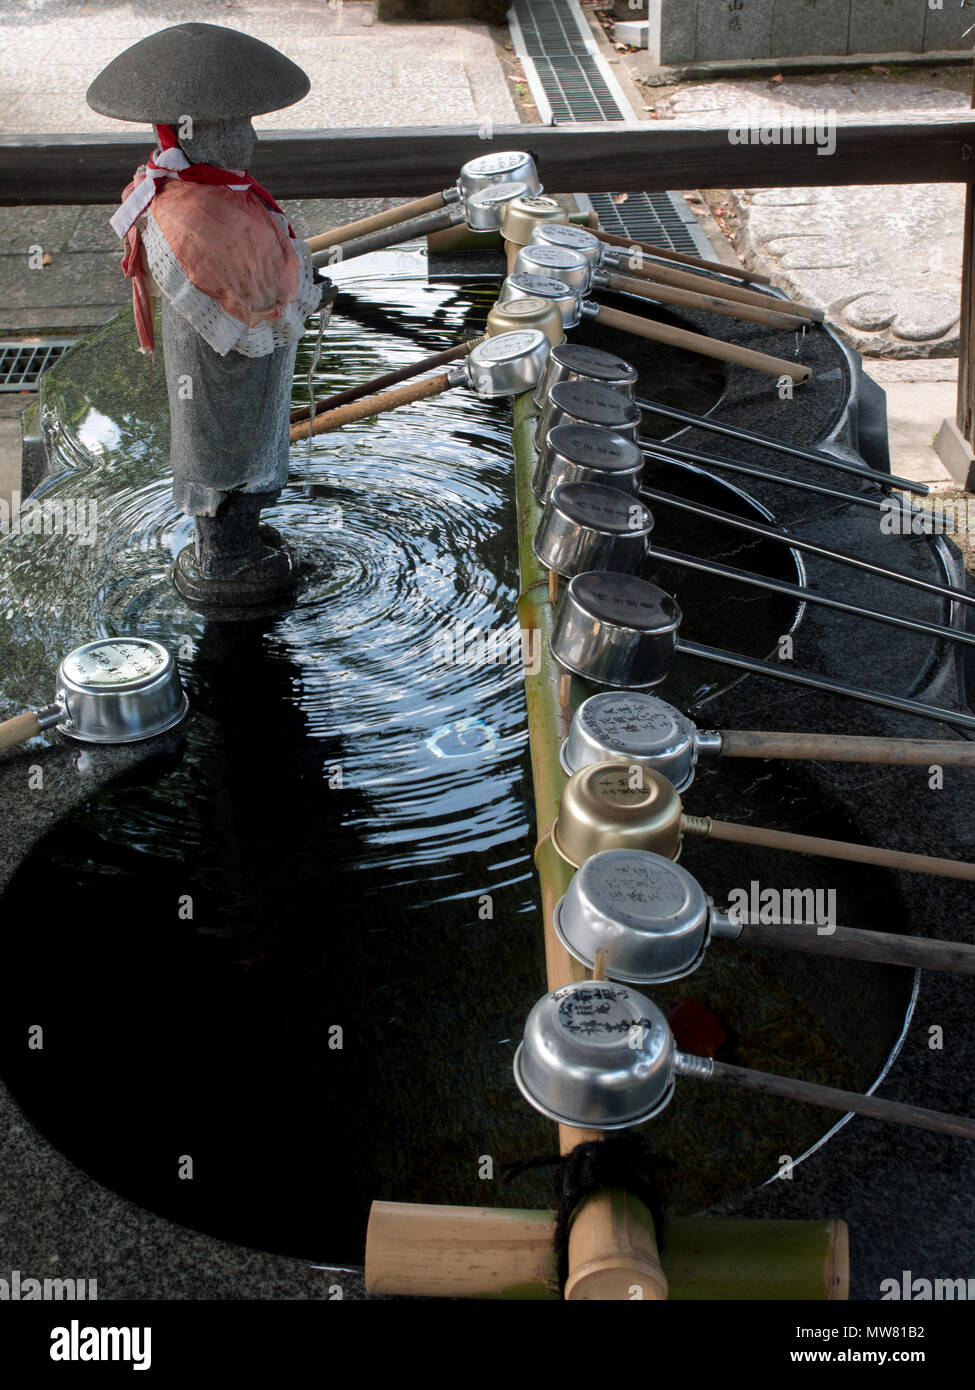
left=0, top=277, right=905, bottom=1264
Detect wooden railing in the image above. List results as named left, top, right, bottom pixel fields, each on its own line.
left=2, top=117, right=974, bottom=202
left=3, top=116, right=975, bottom=452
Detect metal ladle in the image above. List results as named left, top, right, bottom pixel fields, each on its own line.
left=514, top=241, right=813, bottom=333
left=560, top=690, right=975, bottom=787
left=514, top=980, right=975, bottom=1139
left=554, top=848, right=975, bottom=981
left=534, top=480, right=975, bottom=659
left=511, top=198, right=773, bottom=287
left=497, top=272, right=813, bottom=384
left=526, top=338, right=925, bottom=499
left=549, top=566, right=975, bottom=734
left=528, top=220, right=823, bottom=321
left=532, top=425, right=645, bottom=502
left=530, top=418, right=925, bottom=519
left=534, top=380, right=643, bottom=449
left=550, top=760, right=975, bottom=882
left=292, top=329, right=552, bottom=440
left=309, top=178, right=536, bottom=269
left=0, top=638, right=188, bottom=752
left=532, top=340, right=638, bottom=408
left=305, top=149, right=541, bottom=256
left=290, top=297, right=565, bottom=440
left=500, top=194, right=571, bottom=270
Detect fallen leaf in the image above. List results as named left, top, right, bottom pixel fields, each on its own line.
left=612, top=192, right=629, bottom=204
left=871, top=64, right=890, bottom=75
left=770, top=73, right=783, bottom=83
left=41, top=252, right=53, bottom=267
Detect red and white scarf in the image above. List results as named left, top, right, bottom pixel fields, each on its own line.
left=113, top=124, right=297, bottom=352
left=112, top=123, right=293, bottom=238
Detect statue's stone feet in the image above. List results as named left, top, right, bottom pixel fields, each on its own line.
left=173, top=525, right=296, bottom=610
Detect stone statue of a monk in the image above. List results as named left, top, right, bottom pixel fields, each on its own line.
left=86, top=23, right=322, bottom=606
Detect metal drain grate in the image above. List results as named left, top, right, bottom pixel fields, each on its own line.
left=512, top=0, right=628, bottom=121
left=508, top=0, right=716, bottom=259
left=526, top=57, right=621, bottom=121
left=584, top=192, right=708, bottom=257
left=0, top=339, right=76, bottom=391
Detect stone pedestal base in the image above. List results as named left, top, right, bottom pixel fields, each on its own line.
left=173, top=525, right=297, bottom=611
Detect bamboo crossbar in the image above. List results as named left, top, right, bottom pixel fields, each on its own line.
left=514, top=394, right=673, bottom=1298
left=365, top=1202, right=849, bottom=1301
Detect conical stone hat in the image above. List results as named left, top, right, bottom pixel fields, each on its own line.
left=86, top=23, right=310, bottom=123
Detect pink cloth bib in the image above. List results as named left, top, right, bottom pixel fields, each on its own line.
left=149, top=179, right=300, bottom=326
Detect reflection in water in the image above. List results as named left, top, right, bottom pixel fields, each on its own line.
left=0, top=277, right=875, bottom=1263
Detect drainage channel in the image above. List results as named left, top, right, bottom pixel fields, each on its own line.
left=0, top=339, right=77, bottom=392
left=508, top=0, right=716, bottom=258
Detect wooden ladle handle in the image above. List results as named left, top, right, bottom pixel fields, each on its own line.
left=718, top=729, right=975, bottom=767
left=310, top=205, right=459, bottom=269
left=604, top=271, right=811, bottom=331
left=290, top=372, right=451, bottom=441
left=592, top=304, right=813, bottom=383
left=617, top=256, right=823, bottom=320
left=699, top=817, right=975, bottom=881
left=0, top=711, right=45, bottom=751
left=592, top=226, right=773, bottom=285
left=736, top=919, right=975, bottom=975
left=305, top=190, right=448, bottom=252
left=290, top=338, right=481, bottom=425
left=702, top=1059, right=975, bottom=1141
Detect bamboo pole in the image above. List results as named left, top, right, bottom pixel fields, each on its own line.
left=365, top=1201, right=849, bottom=1300
left=514, top=395, right=668, bottom=1299
left=565, top=1189, right=668, bottom=1300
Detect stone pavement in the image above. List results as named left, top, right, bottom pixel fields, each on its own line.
left=588, top=9, right=966, bottom=491
left=0, top=0, right=519, bottom=332
left=0, top=0, right=518, bottom=133
left=641, top=71, right=969, bottom=359
left=609, top=54, right=974, bottom=492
